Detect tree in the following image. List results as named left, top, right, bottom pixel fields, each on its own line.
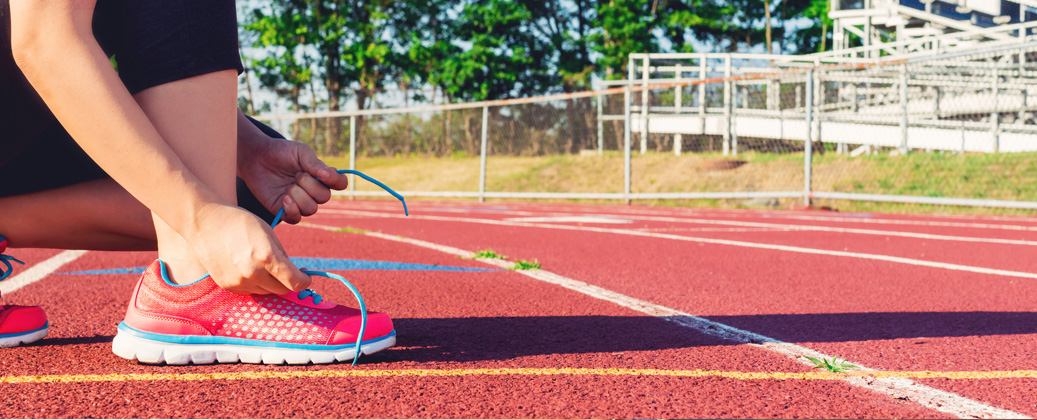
left=786, top=0, right=834, bottom=54
left=590, top=0, right=660, bottom=80
left=245, top=0, right=313, bottom=141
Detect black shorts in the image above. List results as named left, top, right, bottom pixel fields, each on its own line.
left=0, top=117, right=281, bottom=225
left=0, top=0, right=275, bottom=223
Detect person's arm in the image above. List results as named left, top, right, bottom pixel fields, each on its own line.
left=10, top=0, right=309, bottom=294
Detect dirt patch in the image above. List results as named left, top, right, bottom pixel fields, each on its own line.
left=702, top=159, right=747, bottom=171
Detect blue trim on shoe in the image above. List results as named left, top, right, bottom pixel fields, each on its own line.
left=0, top=321, right=48, bottom=339
left=117, top=322, right=394, bottom=350
left=157, top=260, right=211, bottom=288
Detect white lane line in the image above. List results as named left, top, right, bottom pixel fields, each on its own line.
left=320, top=209, right=1037, bottom=280
left=299, top=222, right=1029, bottom=419
left=637, top=227, right=786, bottom=233
left=1, top=250, right=89, bottom=296
left=586, top=213, right=1037, bottom=246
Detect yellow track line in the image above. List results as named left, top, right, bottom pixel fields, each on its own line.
left=4, top=368, right=1037, bottom=384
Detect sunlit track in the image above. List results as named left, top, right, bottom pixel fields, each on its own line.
left=0, top=250, right=88, bottom=296
left=6, top=367, right=1037, bottom=384
left=324, top=201, right=1037, bottom=231
left=323, top=206, right=1037, bottom=244
left=317, top=210, right=1037, bottom=280
left=299, top=221, right=1030, bottom=420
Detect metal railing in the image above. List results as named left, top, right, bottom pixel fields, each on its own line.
left=256, top=42, right=1037, bottom=211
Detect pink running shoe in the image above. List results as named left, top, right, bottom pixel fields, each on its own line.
left=0, top=236, right=49, bottom=348
left=112, top=260, right=395, bottom=365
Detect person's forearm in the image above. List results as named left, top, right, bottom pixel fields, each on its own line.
left=10, top=1, right=224, bottom=236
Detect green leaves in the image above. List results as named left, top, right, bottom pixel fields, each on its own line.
left=805, top=356, right=861, bottom=373
left=471, top=249, right=507, bottom=260
left=509, top=259, right=542, bottom=270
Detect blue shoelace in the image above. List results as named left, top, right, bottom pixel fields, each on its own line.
left=268, top=169, right=407, bottom=365
left=0, top=236, right=25, bottom=283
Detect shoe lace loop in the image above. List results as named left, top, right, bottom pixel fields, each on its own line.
left=297, top=288, right=323, bottom=305
left=0, top=238, right=25, bottom=282
left=300, top=270, right=367, bottom=365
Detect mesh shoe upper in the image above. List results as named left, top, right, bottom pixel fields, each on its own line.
left=124, top=260, right=392, bottom=346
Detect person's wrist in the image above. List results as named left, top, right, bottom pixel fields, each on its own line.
left=237, top=132, right=273, bottom=176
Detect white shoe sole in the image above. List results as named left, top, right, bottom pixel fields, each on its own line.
left=0, top=325, right=48, bottom=348
left=112, top=328, right=395, bottom=365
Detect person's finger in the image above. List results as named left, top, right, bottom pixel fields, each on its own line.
left=296, top=173, right=332, bottom=204
left=287, top=183, right=319, bottom=217
left=254, top=273, right=293, bottom=295
left=212, top=273, right=270, bottom=295
left=265, top=252, right=311, bottom=292
left=280, top=194, right=302, bottom=224
left=299, top=149, right=349, bottom=190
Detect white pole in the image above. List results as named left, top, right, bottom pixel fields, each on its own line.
left=900, top=64, right=909, bottom=154
left=723, top=56, right=732, bottom=156
left=640, top=56, right=650, bottom=155
left=992, top=65, right=1000, bottom=153
left=349, top=115, right=357, bottom=199
left=804, top=69, right=814, bottom=207
left=625, top=57, right=633, bottom=204
left=674, top=64, right=682, bottom=156
left=479, top=105, right=489, bottom=202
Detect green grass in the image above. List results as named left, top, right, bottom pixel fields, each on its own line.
left=805, top=356, right=861, bottom=373
left=335, top=226, right=369, bottom=234
left=320, top=150, right=1037, bottom=216
left=509, top=259, right=541, bottom=270
left=470, top=249, right=506, bottom=259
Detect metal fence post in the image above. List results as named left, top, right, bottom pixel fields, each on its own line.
left=349, top=115, right=357, bottom=200
left=698, top=55, right=706, bottom=137
left=804, top=69, right=814, bottom=207
left=674, top=64, right=682, bottom=157
left=992, top=65, right=1000, bottom=153
left=624, top=61, right=633, bottom=205
left=479, top=105, right=489, bottom=203
left=640, top=56, right=650, bottom=155
left=625, top=56, right=634, bottom=204
left=899, top=64, right=909, bottom=154
left=723, top=56, right=732, bottom=156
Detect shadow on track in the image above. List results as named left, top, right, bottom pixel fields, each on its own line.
left=30, top=335, right=115, bottom=347
left=373, top=312, right=1037, bottom=363
left=376, top=315, right=733, bottom=363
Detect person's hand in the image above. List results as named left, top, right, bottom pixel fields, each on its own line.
left=238, top=135, right=349, bottom=224
left=191, top=204, right=311, bottom=294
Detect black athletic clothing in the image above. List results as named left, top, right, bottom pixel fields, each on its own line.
left=0, top=0, right=273, bottom=222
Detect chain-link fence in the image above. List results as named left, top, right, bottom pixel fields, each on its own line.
left=257, top=42, right=1037, bottom=210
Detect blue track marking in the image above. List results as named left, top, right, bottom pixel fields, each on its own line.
left=60, top=257, right=498, bottom=275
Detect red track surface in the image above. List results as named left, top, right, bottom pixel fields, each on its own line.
left=3, top=200, right=1037, bottom=418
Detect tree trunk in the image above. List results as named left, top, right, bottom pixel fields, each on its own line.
left=464, top=113, right=475, bottom=157
left=355, top=90, right=369, bottom=156
left=325, top=79, right=340, bottom=156
left=442, top=92, right=453, bottom=157
left=308, top=77, right=317, bottom=152
left=291, top=86, right=302, bottom=142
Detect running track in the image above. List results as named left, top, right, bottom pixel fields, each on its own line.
left=3, top=200, right=1037, bottom=418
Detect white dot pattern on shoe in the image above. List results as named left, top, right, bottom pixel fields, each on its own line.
left=205, top=295, right=349, bottom=345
